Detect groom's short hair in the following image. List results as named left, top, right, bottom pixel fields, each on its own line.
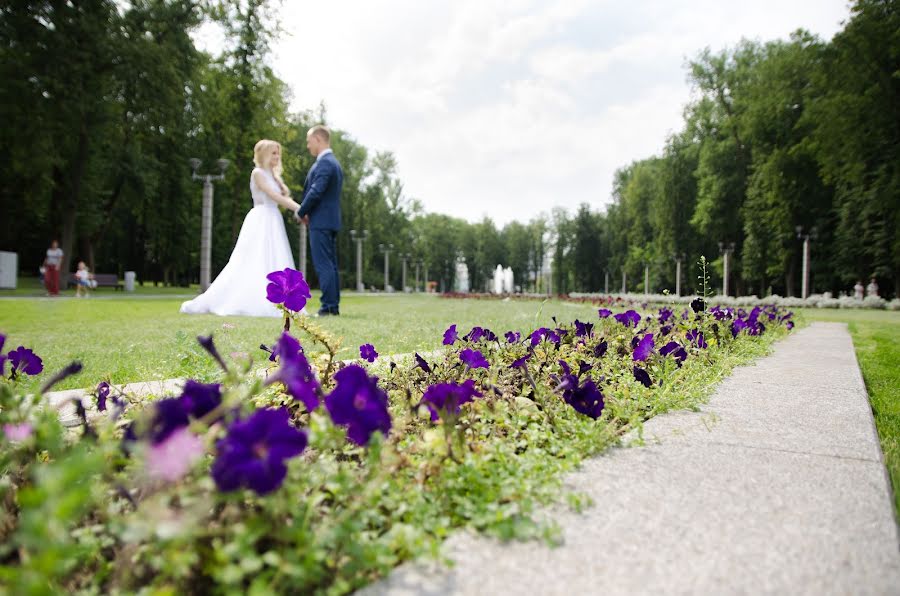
left=308, top=125, right=330, bottom=144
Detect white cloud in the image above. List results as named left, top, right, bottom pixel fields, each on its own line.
left=196, top=0, right=850, bottom=226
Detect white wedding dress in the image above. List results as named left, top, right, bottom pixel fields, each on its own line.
left=180, top=168, right=299, bottom=317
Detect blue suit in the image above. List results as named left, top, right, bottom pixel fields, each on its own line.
left=298, top=150, right=343, bottom=313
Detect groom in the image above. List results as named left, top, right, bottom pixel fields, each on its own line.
left=296, top=125, right=344, bottom=316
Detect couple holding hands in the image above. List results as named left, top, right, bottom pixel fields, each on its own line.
left=181, top=125, right=343, bottom=318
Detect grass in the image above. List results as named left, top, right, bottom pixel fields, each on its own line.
left=0, top=293, right=599, bottom=393
left=0, top=275, right=196, bottom=297
left=798, top=308, right=900, bottom=516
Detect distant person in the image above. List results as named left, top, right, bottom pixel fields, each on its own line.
left=294, top=125, right=344, bottom=316
left=74, top=261, right=94, bottom=298
left=43, top=240, right=63, bottom=296
left=181, top=139, right=303, bottom=317
left=853, top=280, right=864, bottom=300
left=866, top=277, right=879, bottom=298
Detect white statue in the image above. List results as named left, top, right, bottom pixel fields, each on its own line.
left=493, top=265, right=504, bottom=294
left=504, top=267, right=514, bottom=293
left=454, top=258, right=470, bottom=293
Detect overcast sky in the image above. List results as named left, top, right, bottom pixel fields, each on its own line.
left=195, top=0, right=851, bottom=226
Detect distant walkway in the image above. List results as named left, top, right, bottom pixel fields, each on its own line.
left=361, top=323, right=900, bottom=595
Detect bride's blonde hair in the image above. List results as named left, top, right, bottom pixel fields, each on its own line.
left=253, top=139, right=286, bottom=186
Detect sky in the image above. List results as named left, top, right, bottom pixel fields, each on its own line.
left=195, top=0, right=851, bottom=227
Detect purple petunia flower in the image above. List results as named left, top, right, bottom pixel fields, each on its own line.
left=511, top=351, right=532, bottom=368
left=633, top=366, right=652, bottom=388
left=146, top=427, right=205, bottom=482
left=686, top=329, right=708, bottom=349
left=505, top=331, right=521, bottom=344
left=658, top=308, right=674, bottom=324
left=415, top=352, right=432, bottom=373
left=3, top=422, right=33, bottom=442
left=211, top=407, right=307, bottom=495
left=266, top=268, right=312, bottom=312
left=563, top=378, right=605, bottom=419
left=614, top=310, right=641, bottom=328
left=198, top=334, right=228, bottom=371
left=598, top=308, right=612, bottom=318
left=594, top=340, right=608, bottom=358
left=443, top=324, right=459, bottom=346
left=578, top=361, right=593, bottom=377
left=180, top=380, right=223, bottom=420
left=530, top=328, right=549, bottom=346
left=267, top=333, right=320, bottom=412
left=786, top=321, right=795, bottom=331
left=96, top=381, right=111, bottom=411
left=421, top=379, right=482, bottom=422
left=690, top=298, right=706, bottom=313
left=325, top=365, right=392, bottom=446
left=8, top=346, right=43, bottom=376
left=359, top=343, right=378, bottom=363
left=632, top=333, right=655, bottom=362
left=660, top=341, right=687, bottom=364
left=459, top=348, right=490, bottom=370
left=732, top=318, right=748, bottom=338
left=574, top=320, right=594, bottom=338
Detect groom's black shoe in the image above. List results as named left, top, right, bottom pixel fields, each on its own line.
left=317, top=308, right=340, bottom=317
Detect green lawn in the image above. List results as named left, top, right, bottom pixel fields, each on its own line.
left=0, top=293, right=599, bottom=393
left=798, top=308, right=900, bottom=515
left=0, top=275, right=196, bottom=297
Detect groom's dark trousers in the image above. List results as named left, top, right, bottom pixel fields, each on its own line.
left=298, top=150, right=344, bottom=314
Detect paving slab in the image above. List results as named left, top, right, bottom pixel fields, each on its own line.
left=361, top=322, right=900, bottom=595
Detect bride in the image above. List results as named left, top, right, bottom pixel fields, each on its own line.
left=181, top=139, right=303, bottom=317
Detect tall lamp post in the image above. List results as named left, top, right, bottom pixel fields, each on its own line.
left=796, top=226, right=817, bottom=299
left=189, top=158, right=229, bottom=291
left=379, top=243, right=394, bottom=291
left=644, top=263, right=650, bottom=296
left=672, top=253, right=685, bottom=297
left=400, top=253, right=411, bottom=292
left=415, top=259, right=423, bottom=292
left=718, top=242, right=735, bottom=296
left=350, top=229, right=369, bottom=292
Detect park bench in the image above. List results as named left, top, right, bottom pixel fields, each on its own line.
left=66, top=273, right=124, bottom=291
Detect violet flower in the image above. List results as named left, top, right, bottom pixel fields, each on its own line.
left=359, top=343, right=378, bottom=363
left=660, top=341, right=687, bottom=364
left=633, top=367, right=653, bottom=388
left=266, top=332, right=320, bottom=411
left=574, top=320, right=594, bottom=338
left=266, top=268, right=312, bottom=312
left=563, top=379, right=605, bottom=419
left=460, top=348, right=490, bottom=370
left=443, top=324, right=459, bottom=346
left=686, top=329, right=708, bottom=349
left=632, top=333, right=655, bottom=362
left=8, top=346, right=43, bottom=376
left=415, top=352, right=432, bottom=373
left=598, top=308, right=612, bottom=318
left=421, top=379, right=482, bottom=421
left=325, top=365, right=392, bottom=446
left=614, top=310, right=641, bottom=328
left=593, top=340, right=608, bottom=358
left=211, top=407, right=307, bottom=495
left=505, top=331, right=521, bottom=344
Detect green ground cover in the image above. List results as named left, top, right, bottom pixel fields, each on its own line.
left=799, top=308, right=900, bottom=515
left=0, top=293, right=599, bottom=393
left=0, top=275, right=196, bottom=297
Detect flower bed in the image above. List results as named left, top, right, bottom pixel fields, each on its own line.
left=0, top=272, right=793, bottom=594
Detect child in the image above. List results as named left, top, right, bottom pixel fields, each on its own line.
left=75, top=261, right=93, bottom=297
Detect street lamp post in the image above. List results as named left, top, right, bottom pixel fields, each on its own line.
left=796, top=226, right=817, bottom=299
left=189, top=158, right=229, bottom=292
left=415, top=259, right=423, bottom=292
left=644, top=263, right=650, bottom=296
left=673, top=253, right=685, bottom=297
left=379, top=243, right=394, bottom=291
left=621, top=270, right=627, bottom=294
left=349, top=229, right=369, bottom=292
left=718, top=242, right=735, bottom=296
left=604, top=269, right=609, bottom=294
left=400, top=253, right=411, bottom=293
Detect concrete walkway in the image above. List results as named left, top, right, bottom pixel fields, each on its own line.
left=361, top=322, right=900, bottom=595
